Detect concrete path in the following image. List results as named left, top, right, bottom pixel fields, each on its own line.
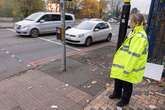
left=0, top=70, right=92, bottom=110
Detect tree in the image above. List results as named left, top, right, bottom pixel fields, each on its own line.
left=79, top=0, right=107, bottom=18
left=65, top=0, right=83, bottom=14
left=0, top=0, right=4, bottom=8
left=46, top=0, right=107, bottom=18
left=108, top=0, right=122, bottom=18
left=0, top=0, right=14, bottom=17
left=13, top=0, right=45, bottom=18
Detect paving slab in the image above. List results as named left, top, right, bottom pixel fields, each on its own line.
left=0, top=70, right=92, bottom=110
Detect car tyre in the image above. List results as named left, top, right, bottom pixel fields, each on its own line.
left=31, top=29, right=39, bottom=38
left=106, top=33, right=112, bottom=42
left=85, top=37, right=92, bottom=47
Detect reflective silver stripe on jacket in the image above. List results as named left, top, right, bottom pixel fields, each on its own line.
left=122, top=45, right=129, bottom=48
left=137, top=32, right=147, bottom=40
left=120, top=32, right=148, bottom=57
left=123, top=67, right=145, bottom=74
left=120, top=48, right=128, bottom=52
left=133, top=67, right=145, bottom=72
left=128, top=51, right=140, bottom=57
left=142, top=47, right=148, bottom=54
left=120, top=45, right=129, bottom=51
left=137, top=32, right=148, bottom=55
left=113, top=63, right=145, bottom=74
left=112, top=64, right=124, bottom=69
left=120, top=48, right=141, bottom=57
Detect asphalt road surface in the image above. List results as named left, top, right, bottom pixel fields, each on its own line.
left=0, top=24, right=119, bottom=81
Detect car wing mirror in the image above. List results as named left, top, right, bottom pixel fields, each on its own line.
left=94, top=28, right=99, bottom=32
left=40, top=20, right=45, bottom=23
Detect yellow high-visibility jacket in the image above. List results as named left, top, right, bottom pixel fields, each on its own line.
left=110, top=25, right=148, bottom=84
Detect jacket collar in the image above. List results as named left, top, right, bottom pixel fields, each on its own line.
left=133, top=25, right=144, bottom=33
left=127, top=25, right=144, bottom=39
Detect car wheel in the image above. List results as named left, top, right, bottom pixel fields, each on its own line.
left=31, top=29, right=39, bottom=38
left=106, top=33, right=112, bottom=42
left=85, top=37, right=92, bottom=47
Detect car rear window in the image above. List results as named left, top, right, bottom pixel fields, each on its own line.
left=51, top=14, right=60, bottom=21
left=65, top=15, right=73, bottom=20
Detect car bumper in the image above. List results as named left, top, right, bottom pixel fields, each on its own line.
left=15, top=28, right=30, bottom=36
left=65, top=36, right=86, bottom=44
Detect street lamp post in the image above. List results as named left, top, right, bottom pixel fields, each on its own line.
left=60, top=0, right=66, bottom=72
left=116, top=0, right=131, bottom=50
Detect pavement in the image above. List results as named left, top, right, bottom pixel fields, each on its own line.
left=84, top=79, right=165, bottom=110
left=0, top=70, right=92, bottom=110
left=0, top=43, right=164, bottom=110
left=0, top=22, right=14, bottom=29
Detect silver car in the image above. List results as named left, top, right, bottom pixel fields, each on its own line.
left=15, top=12, right=75, bottom=37
left=66, top=19, right=112, bottom=46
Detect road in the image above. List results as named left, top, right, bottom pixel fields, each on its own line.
left=0, top=24, right=119, bottom=81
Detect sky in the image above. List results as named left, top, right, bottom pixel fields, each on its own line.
left=131, top=0, right=152, bottom=14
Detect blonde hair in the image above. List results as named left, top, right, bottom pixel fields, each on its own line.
left=130, top=13, right=146, bottom=26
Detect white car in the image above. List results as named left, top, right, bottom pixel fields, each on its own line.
left=108, top=18, right=118, bottom=23
left=65, top=20, right=112, bottom=46
left=15, top=12, right=75, bottom=37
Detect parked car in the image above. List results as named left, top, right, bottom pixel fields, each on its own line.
left=108, top=18, right=119, bottom=23
left=15, top=12, right=75, bottom=37
left=65, top=19, right=112, bottom=46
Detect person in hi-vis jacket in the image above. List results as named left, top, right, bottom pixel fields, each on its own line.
left=109, top=13, right=148, bottom=107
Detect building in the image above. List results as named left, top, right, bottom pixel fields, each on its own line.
left=43, top=0, right=60, bottom=12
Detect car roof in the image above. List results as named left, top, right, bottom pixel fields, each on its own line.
left=86, top=19, right=107, bottom=24
left=34, top=12, right=74, bottom=16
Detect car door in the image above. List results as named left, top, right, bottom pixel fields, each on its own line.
left=51, top=14, right=61, bottom=33
left=37, top=14, right=52, bottom=34
left=93, top=23, right=107, bottom=41
left=65, top=15, right=74, bottom=28
left=101, top=23, right=110, bottom=40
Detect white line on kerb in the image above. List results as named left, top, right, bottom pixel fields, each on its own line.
left=38, top=37, right=81, bottom=52
left=6, top=28, right=15, bottom=32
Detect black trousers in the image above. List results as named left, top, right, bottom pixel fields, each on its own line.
left=112, top=79, right=133, bottom=103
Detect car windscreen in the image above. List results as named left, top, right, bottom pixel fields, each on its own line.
left=76, top=21, right=96, bottom=30
left=25, top=13, right=42, bottom=21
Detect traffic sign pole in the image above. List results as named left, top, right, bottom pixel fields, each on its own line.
left=60, top=0, right=66, bottom=72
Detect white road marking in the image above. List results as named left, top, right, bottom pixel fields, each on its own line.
left=26, top=64, right=32, bottom=67
left=38, top=37, right=81, bottom=52
left=5, top=51, right=10, bottom=54
left=18, top=59, right=22, bottom=63
left=48, top=38, right=58, bottom=40
left=11, top=54, right=16, bottom=58
left=0, top=48, right=6, bottom=51
left=1, top=49, right=28, bottom=66
left=6, top=28, right=15, bottom=32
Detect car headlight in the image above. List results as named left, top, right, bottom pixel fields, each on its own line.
left=78, top=34, right=85, bottom=38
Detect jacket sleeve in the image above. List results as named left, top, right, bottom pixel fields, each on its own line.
left=123, top=35, right=148, bottom=74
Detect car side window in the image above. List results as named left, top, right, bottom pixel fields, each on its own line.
left=39, top=14, right=51, bottom=22
left=65, top=15, right=73, bottom=21
left=95, top=23, right=102, bottom=30
left=51, top=14, right=61, bottom=21
left=95, top=23, right=108, bottom=30
left=99, top=23, right=109, bottom=30
left=103, top=23, right=109, bottom=29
